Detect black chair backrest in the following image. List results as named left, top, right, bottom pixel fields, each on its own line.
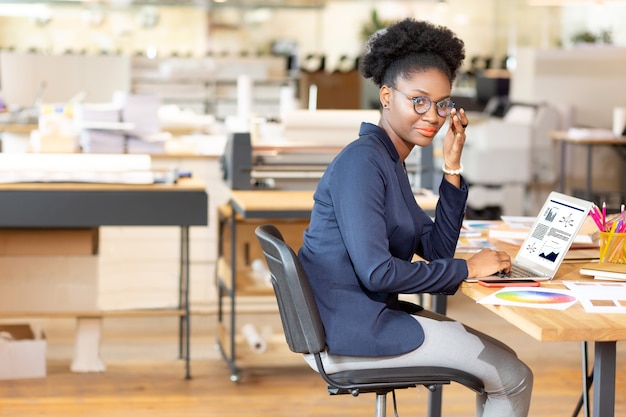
left=255, top=224, right=326, bottom=355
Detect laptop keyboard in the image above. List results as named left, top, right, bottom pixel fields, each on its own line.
left=496, top=264, right=539, bottom=278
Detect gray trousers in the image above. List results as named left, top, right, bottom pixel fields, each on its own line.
left=304, top=309, right=533, bottom=417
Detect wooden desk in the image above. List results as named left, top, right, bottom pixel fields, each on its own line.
left=550, top=131, right=626, bottom=201
left=216, top=190, right=315, bottom=382
left=229, top=190, right=315, bottom=219
left=0, top=179, right=208, bottom=379
left=460, top=247, right=624, bottom=417
left=229, top=189, right=439, bottom=218
left=0, top=123, right=37, bottom=135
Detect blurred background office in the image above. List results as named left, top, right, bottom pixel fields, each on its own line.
left=2, top=0, right=626, bottom=214
left=0, top=1, right=626, bottom=391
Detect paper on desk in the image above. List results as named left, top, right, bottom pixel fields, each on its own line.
left=0, top=154, right=156, bottom=184
left=500, top=216, right=536, bottom=229
left=477, top=287, right=578, bottom=310
left=563, top=281, right=626, bottom=313
left=461, top=220, right=499, bottom=237
left=566, top=128, right=617, bottom=140
left=456, top=237, right=495, bottom=253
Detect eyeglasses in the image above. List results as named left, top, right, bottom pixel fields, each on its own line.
left=390, top=86, right=455, bottom=117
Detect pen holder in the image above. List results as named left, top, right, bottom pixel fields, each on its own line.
left=599, top=232, right=626, bottom=263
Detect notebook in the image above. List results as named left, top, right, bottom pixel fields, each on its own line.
left=467, top=191, right=593, bottom=282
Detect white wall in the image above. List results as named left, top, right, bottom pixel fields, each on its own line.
left=561, top=2, right=626, bottom=48
left=510, top=46, right=626, bottom=199
left=1, top=0, right=622, bottom=72
left=0, top=51, right=131, bottom=106
left=511, top=46, right=626, bottom=129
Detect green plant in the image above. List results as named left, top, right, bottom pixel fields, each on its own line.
left=360, top=9, right=393, bottom=41
left=571, top=29, right=613, bottom=45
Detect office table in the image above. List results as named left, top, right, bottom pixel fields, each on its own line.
left=0, top=123, right=37, bottom=135
left=226, top=189, right=439, bottom=221
left=460, top=257, right=625, bottom=417
left=550, top=131, right=626, bottom=201
left=0, top=179, right=208, bottom=379
left=215, top=190, right=316, bottom=382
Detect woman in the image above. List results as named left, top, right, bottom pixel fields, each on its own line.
left=298, top=18, right=533, bottom=416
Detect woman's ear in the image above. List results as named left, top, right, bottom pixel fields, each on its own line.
left=380, top=85, right=391, bottom=109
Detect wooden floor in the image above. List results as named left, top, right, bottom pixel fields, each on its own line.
left=1, top=293, right=625, bottom=417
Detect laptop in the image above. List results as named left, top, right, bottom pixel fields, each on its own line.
left=468, top=191, right=593, bottom=282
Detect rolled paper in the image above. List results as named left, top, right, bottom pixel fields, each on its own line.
left=242, top=323, right=267, bottom=354
left=237, top=74, right=253, bottom=122
left=613, top=107, right=626, bottom=137
left=308, top=84, right=318, bottom=111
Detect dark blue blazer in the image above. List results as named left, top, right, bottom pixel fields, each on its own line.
left=298, top=123, right=469, bottom=357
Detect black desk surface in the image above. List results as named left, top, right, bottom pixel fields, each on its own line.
left=0, top=179, right=208, bottom=228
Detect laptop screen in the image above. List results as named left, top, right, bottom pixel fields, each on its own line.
left=515, top=192, right=593, bottom=275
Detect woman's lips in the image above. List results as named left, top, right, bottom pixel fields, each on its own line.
left=416, top=127, right=436, bottom=137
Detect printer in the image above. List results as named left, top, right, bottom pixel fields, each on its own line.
left=221, top=109, right=435, bottom=192
left=462, top=103, right=561, bottom=216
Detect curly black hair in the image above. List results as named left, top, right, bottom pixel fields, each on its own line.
left=360, top=18, right=465, bottom=88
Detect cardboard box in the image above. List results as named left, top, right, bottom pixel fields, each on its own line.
left=0, top=228, right=98, bottom=256
left=218, top=204, right=308, bottom=270
left=0, top=256, right=99, bottom=313
left=0, top=324, right=46, bottom=380
left=0, top=228, right=100, bottom=314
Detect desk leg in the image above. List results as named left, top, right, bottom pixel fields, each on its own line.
left=179, top=226, right=191, bottom=380
left=582, top=341, right=591, bottom=417
left=559, top=140, right=567, bottom=193
left=593, top=341, right=616, bottom=417
left=427, top=294, right=447, bottom=417
left=214, top=206, right=240, bottom=382
left=585, top=144, right=593, bottom=201
left=70, top=317, right=106, bottom=373
left=572, top=341, right=592, bottom=417
left=228, top=204, right=239, bottom=381
left=615, top=145, right=626, bottom=199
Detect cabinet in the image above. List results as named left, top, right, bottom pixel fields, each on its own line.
left=215, top=190, right=313, bottom=381
left=131, top=55, right=296, bottom=118
left=133, top=77, right=297, bottom=119
left=299, top=70, right=362, bottom=110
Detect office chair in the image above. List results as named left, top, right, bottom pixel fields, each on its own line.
left=254, top=224, right=484, bottom=417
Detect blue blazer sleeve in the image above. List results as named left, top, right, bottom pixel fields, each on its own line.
left=329, top=140, right=468, bottom=295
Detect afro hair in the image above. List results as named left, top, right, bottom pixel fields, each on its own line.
left=360, top=18, right=465, bottom=88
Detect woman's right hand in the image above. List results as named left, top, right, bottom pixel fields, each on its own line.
left=466, top=249, right=512, bottom=279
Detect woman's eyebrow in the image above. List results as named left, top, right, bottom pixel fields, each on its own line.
left=405, top=89, right=451, bottom=101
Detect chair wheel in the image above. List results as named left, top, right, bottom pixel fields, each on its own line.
left=230, top=373, right=239, bottom=383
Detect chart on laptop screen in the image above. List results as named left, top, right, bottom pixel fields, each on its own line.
left=518, top=196, right=589, bottom=268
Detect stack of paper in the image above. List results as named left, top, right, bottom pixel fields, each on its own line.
left=579, top=262, right=626, bottom=281
left=74, top=103, right=121, bottom=126
left=74, top=103, right=126, bottom=153
left=0, top=154, right=154, bottom=184
left=80, top=130, right=126, bottom=154
left=113, top=92, right=161, bottom=136
left=566, top=128, right=617, bottom=140
left=126, top=137, right=165, bottom=154
left=456, top=220, right=499, bottom=253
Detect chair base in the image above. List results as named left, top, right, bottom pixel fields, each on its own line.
left=376, top=392, right=387, bottom=417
